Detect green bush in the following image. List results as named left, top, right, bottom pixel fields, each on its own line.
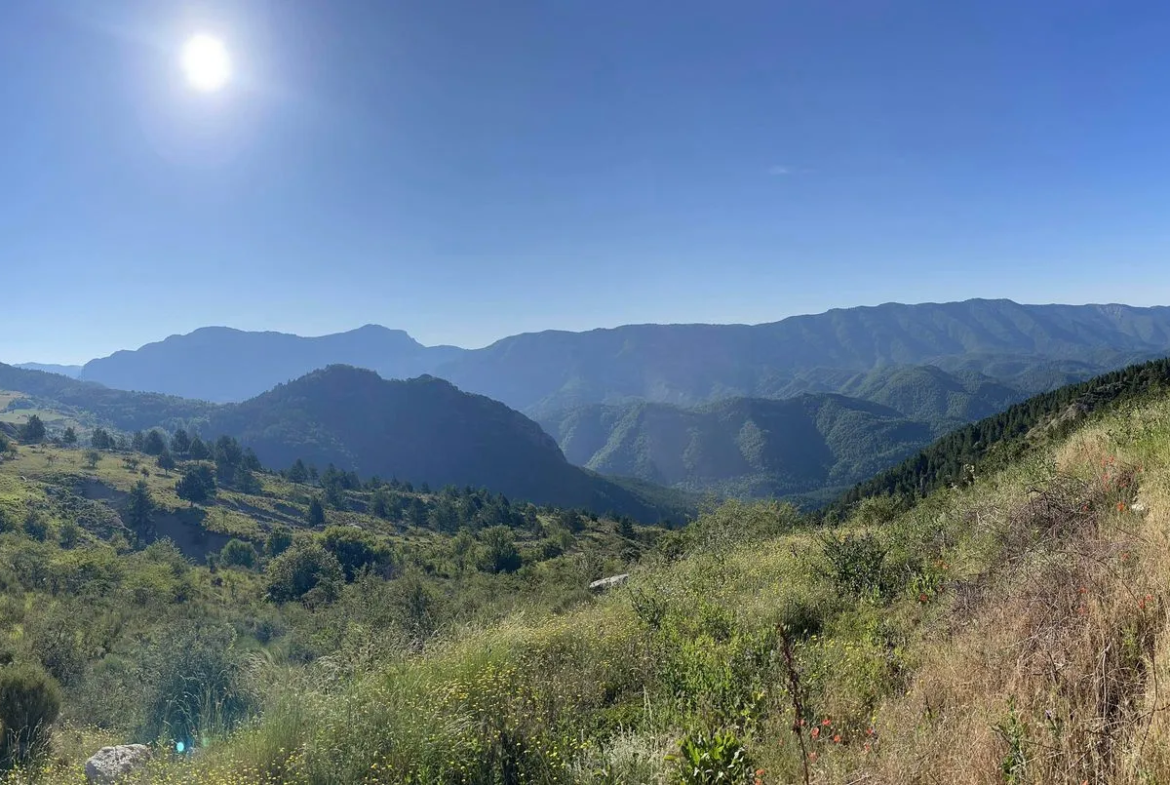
left=220, top=538, right=258, bottom=569
left=0, top=662, right=62, bottom=769
left=817, top=531, right=892, bottom=600
left=322, top=525, right=392, bottom=581
left=265, top=541, right=344, bottom=605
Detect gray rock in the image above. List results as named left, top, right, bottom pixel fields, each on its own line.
left=589, top=573, right=630, bottom=591
left=85, top=744, right=151, bottom=784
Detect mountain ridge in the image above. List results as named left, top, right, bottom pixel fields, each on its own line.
left=59, top=300, right=1170, bottom=415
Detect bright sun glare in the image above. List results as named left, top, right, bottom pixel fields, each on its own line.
left=181, top=34, right=231, bottom=92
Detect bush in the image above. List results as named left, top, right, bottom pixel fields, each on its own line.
left=220, top=539, right=258, bottom=569
left=478, top=526, right=522, bottom=574
left=23, top=511, right=50, bottom=542
left=0, top=662, right=62, bottom=769
left=265, top=526, right=293, bottom=557
left=322, top=526, right=392, bottom=581
left=817, top=531, right=892, bottom=600
left=266, top=542, right=344, bottom=605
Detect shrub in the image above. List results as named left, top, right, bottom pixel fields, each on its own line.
left=817, top=531, right=892, bottom=600
left=0, top=662, right=62, bottom=769
left=479, top=526, right=522, bottom=574
left=265, top=526, right=293, bottom=557
left=220, top=539, right=258, bottom=569
left=322, top=526, right=392, bottom=581
left=265, top=542, right=343, bottom=605
left=23, top=511, right=50, bottom=542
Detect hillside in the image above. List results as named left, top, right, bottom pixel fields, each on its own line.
left=68, top=301, right=1170, bottom=414
left=537, top=394, right=932, bottom=499
left=438, top=299, right=1170, bottom=413
left=13, top=363, right=82, bottom=378
left=204, top=366, right=693, bottom=522
left=79, top=325, right=466, bottom=403
left=0, top=363, right=693, bottom=523
left=7, top=343, right=1170, bottom=783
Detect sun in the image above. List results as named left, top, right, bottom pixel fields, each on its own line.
left=181, top=34, right=231, bottom=92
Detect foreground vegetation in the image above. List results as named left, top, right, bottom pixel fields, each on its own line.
left=5, top=358, right=1170, bottom=782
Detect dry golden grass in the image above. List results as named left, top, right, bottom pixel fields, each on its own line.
left=839, top=410, right=1170, bottom=785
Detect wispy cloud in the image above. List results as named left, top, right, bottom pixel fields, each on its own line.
left=767, top=165, right=793, bottom=176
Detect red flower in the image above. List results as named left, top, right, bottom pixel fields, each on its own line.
left=811, top=727, right=820, bottom=739
left=832, top=734, right=841, bottom=743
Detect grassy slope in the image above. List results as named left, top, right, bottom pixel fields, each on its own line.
left=20, top=389, right=1165, bottom=783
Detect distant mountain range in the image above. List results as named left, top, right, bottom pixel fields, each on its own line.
left=0, top=362, right=692, bottom=523
left=10, top=299, right=1170, bottom=502
left=64, top=300, right=1170, bottom=412
left=15, top=363, right=82, bottom=377
left=77, top=325, right=463, bottom=403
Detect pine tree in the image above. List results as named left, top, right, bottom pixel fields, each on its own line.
left=19, top=415, right=46, bottom=444
left=157, top=449, right=177, bottom=475
left=125, top=480, right=155, bottom=545
left=143, top=430, right=167, bottom=456
left=307, top=496, right=326, bottom=526
left=288, top=459, right=308, bottom=484
left=170, top=429, right=192, bottom=456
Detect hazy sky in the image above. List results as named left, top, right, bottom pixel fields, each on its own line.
left=4, top=0, right=1170, bottom=364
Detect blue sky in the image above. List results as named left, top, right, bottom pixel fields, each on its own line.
left=4, top=0, right=1170, bottom=364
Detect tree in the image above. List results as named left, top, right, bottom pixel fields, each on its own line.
left=131, top=431, right=145, bottom=452
left=90, top=428, right=114, bottom=450
left=125, top=480, right=155, bottom=544
left=220, top=538, right=257, bottom=569
left=176, top=464, right=216, bottom=505
left=170, top=428, right=191, bottom=456
left=62, top=427, right=78, bottom=446
left=143, top=430, right=167, bottom=456
left=324, top=481, right=347, bottom=510
left=479, top=526, right=522, bottom=574
left=19, top=415, right=46, bottom=444
left=322, top=525, right=392, bottom=581
left=265, top=526, right=294, bottom=557
left=156, top=449, right=177, bottom=475
left=242, top=448, right=262, bottom=472
left=214, top=436, right=243, bottom=479
left=307, top=496, right=326, bottom=526
left=233, top=466, right=262, bottom=495
left=370, top=487, right=393, bottom=519
left=265, top=542, right=343, bottom=605
left=188, top=436, right=211, bottom=461
left=84, top=450, right=101, bottom=469
left=288, top=459, right=308, bottom=484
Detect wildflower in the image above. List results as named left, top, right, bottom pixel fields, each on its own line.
left=832, top=734, right=841, bottom=743
left=755, top=770, right=766, bottom=777
left=1118, top=502, right=1126, bottom=512
left=919, top=592, right=929, bottom=603
left=866, top=727, right=875, bottom=736
left=821, top=718, right=832, bottom=726
left=811, top=727, right=820, bottom=739
left=863, top=743, right=872, bottom=753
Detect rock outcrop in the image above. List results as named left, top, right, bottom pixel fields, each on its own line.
left=85, top=744, right=151, bottom=784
